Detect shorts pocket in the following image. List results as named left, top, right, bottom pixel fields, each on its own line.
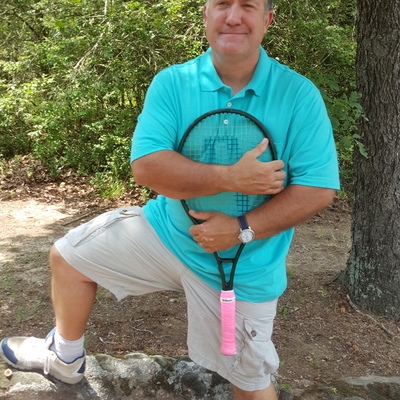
left=233, top=317, right=279, bottom=377
left=65, top=207, right=141, bottom=247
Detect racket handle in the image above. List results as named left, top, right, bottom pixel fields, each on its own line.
left=220, top=290, right=236, bottom=356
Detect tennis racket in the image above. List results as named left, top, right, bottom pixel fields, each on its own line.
left=178, top=108, right=277, bottom=356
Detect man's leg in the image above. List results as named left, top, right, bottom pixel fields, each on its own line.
left=50, top=246, right=97, bottom=341
left=1, top=206, right=187, bottom=384
left=0, top=246, right=92, bottom=384
left=232, top=383, right=278, bottom=400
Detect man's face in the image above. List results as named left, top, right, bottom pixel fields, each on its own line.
left=203, top=0, right=273, bottom=60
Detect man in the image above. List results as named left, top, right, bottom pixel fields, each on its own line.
left=0, top=1, right=340, bottom=399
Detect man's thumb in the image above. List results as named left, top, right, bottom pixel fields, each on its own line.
left=252, top=138, right=269, bottom=158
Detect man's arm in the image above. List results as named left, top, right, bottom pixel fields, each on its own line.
left=189, top=185, right=336, bottom=253
left=246, top=185, right=336, bottom=239
left=131, top=139, right=285, bottom=199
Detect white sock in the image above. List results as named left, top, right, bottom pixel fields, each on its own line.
left=50, top=329, right=85, bottom=363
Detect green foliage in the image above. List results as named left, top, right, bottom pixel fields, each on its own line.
left=0, top=0, right=205, bottom=190
left=0, top=0, right=358, bottom=196
left=267, top=0, right=359, bottom=192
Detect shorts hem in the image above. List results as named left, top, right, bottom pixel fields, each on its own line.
left=189, top=350, right=271, bottom=392
left=54, top=238, right=128, bottom=302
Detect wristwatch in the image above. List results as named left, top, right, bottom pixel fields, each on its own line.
left=237, top=216, right=255, bottom=244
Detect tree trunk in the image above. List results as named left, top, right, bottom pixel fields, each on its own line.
left=340, top=0, right=400, bottom=320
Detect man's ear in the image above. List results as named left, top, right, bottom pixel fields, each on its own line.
left=264, top=10, right=274, bottom=33
left=203, top=4, right=208, bottom=24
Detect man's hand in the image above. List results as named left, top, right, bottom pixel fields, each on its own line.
left=228, top=138, right=286, bottom=195
left=188, top=186, right=337, bottom=253
left=188, top=210, right=239, bottom=253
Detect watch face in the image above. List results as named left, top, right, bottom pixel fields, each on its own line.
left=240, top=229, right=254, bottom=243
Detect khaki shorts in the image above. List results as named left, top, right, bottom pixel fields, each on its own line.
left=55, top=206, right=280, bottom=391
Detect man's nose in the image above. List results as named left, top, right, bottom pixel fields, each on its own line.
left=225, top=4, right=242, bottom=25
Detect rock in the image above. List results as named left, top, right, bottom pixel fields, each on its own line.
left=291, top=376, right=400, bottom=400
left=0, top=353, right=233, bottom=399
left=1, top=355, right=399, bottom=399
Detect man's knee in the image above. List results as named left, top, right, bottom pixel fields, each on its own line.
left=50, top=245, right=71, bottom=273
left=50, top=244, right=63, bottom=266
left=49, top=245, right=93, bottom=283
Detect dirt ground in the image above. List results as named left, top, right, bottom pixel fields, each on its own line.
left=1, top=158, right=399, bottom=393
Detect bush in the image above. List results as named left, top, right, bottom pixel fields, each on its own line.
left=0, top=0, right=357, bottom=196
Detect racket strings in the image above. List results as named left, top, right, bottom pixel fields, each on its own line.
left=181, top=112, right=272, bottom=217
left=202, top=135, right=240, bottom=165
left=235, top=193, right=250, bottom=216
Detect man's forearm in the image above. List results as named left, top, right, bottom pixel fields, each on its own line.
left=131, top=150, right=231, bottom=199
left=131, top=145, right=285, bottom=199
left=245, top=185, right=336, bottom=240
left=187, top=185, right=336, bottom=253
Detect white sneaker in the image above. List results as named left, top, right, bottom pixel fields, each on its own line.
left=0, top=328, right=85, bottom=384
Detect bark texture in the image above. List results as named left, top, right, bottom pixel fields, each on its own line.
left=341, top=0, right=400, bottom=320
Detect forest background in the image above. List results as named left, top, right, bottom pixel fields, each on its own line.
left=3, top=2, right=400, bottom=395
left=0, top=0, right=361, bottom=198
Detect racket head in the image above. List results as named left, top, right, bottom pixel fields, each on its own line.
left=178, top=109, right=277, bottom=220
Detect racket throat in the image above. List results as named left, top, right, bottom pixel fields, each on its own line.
left=217, top=257, right=237, bottom=291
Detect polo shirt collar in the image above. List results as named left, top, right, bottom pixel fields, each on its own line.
left=199, top=46, right=271, bottom=97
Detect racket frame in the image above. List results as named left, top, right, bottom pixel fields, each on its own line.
left=177, top=108, right=277, bottom=355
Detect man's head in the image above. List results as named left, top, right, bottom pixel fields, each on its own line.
left=203, top=0, right=274, bottom=62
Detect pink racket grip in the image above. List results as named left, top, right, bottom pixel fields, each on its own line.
left=220, top=290, right=236, bottom=356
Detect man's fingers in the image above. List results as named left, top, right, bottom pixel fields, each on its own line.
left=269, top=159, right=285, bottom=171
left=249, top=140, right=283, bottom=166
left=188, top=210, right=209, bottom=220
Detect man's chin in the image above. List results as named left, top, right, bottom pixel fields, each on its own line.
left=213, top=43, right=248, bottom=56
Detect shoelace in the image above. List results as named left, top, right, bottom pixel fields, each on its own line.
left=43, top=353, right=51, bottom=375
left=42, top=340, right=57, bottom=376
left=23, top=337, right=52, bottom=375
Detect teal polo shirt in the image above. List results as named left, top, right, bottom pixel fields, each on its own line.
left=131, top=47, right=340, bottom=302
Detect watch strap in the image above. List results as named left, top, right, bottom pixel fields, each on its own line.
left=237, top=215, right=249, bottom=231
